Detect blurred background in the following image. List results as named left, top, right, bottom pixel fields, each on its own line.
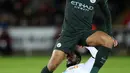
left=0, top=0, right=130, bottom=73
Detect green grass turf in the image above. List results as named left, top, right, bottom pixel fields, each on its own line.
left=0, top=56, right=130, bottom=73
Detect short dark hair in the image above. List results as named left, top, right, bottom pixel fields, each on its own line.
left=66, top=51, right=81, bottom=67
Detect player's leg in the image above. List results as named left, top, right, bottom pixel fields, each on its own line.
left=41, top=36, right=78, bottom=73
left=41, top=50, right=66, bottom=73
left=85, top=31, right=115, bottom=73
left=86, top=31, right=114, bottom=48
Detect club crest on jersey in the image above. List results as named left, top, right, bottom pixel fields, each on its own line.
left=90, top=0, right=96, bottom=3
left=57, top=43, right=62, bottom=47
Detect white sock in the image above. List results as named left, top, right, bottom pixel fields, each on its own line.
left=86, top=47, right=98, bottom=58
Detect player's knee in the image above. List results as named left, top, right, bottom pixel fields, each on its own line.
left=100, top=36, right=114, bottom=48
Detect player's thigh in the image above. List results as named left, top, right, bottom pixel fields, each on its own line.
left=86, top=31, right=114, bottom=48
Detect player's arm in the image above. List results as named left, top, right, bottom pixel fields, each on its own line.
left=98, top=0, right=112, bottom=35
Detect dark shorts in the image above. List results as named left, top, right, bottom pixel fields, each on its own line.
left=54, top=30, right=96, bottom=54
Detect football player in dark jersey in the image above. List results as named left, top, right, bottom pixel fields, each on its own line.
left=41, top=0, right=117, bottom=73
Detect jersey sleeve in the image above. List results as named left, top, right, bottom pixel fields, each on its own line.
left=97, top=0, right=112, bottom=36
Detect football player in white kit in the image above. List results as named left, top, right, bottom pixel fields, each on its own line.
left=63, top=47, right=98, bottom=73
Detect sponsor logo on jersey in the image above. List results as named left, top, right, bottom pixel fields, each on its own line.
left=71, top=1, right=94, bottom=11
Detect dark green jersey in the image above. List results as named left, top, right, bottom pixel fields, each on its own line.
left=62, top=0, right=112, bottom=35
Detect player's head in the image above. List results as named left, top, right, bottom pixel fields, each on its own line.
left=66, top=51, right=81, bottom=67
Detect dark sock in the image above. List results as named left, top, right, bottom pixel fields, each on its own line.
left=90, top=46, right=111, bottom=73
left=41, top=66, right=52, bottom=73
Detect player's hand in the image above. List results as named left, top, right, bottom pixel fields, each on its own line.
left=113, top=39, right=118, bottom=47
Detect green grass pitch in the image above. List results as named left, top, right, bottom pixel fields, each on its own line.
left=0, top=56, right=130, bottom=73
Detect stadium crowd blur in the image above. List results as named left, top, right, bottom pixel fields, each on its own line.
left=0, top=0, right=130, bottom=56
left=0, top=0, right=129, bottom=27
